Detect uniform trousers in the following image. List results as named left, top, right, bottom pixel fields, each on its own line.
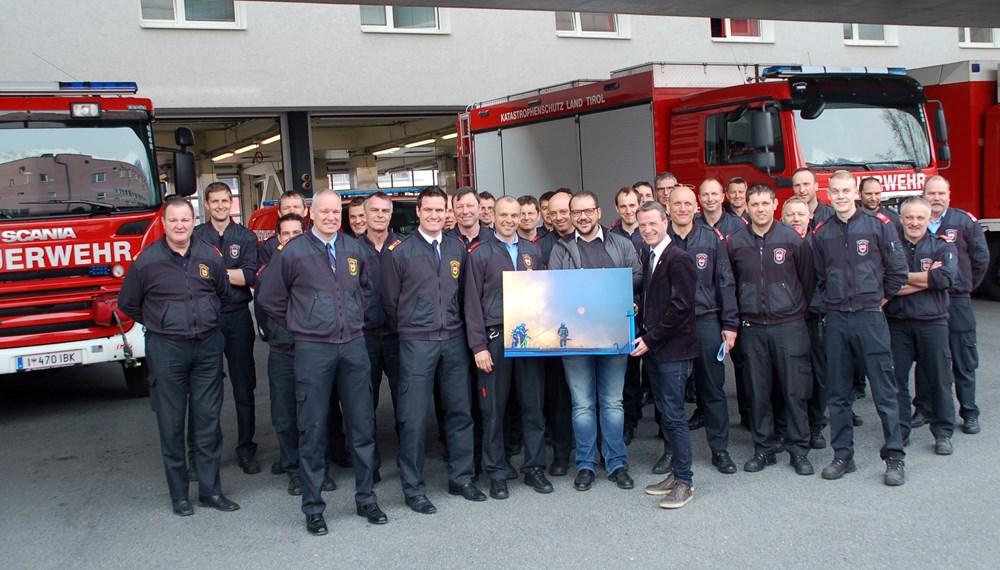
left=147, top=330, right=224, bottom=500
left=889, top=320, right=956, bottom=440
left=825, top=310, right=904, bottom=461
left=914, top=297, right=979, bottom=421
left=398, top=336, right=475, bottom=498
left=740, top=319, right=813, bottom=457
left=295, top=338, right=376, bottom=515
left=476, top=330, right=546, bottom=479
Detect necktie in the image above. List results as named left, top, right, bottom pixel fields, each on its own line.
left=326, top=243, right=336, bottom=273
left=432, top=239, right=441, bottom=270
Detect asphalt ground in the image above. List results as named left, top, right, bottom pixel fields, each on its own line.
left=2, top=300, right=999, bottom=568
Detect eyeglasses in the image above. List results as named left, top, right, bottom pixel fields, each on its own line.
left=570, top=207, right=598, bottom=218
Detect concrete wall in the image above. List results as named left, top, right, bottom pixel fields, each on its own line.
left=4, top=1, right=1000, bottom=111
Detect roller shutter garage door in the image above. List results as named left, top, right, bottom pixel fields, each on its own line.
left=579, top=104, right=655, bottom=223
left=473, top=130, right=504, bottom=196
left=500, top=116, right=581, bottom=198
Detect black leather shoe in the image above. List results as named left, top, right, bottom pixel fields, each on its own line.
left=238, top=455, right=261, bottom=475
left=505, top=460, right=518, bottom=481
left=687, top=411, right=705, bottom=430
left=911, top=410, right=930, bottom=428
left=198, top=494, right=240, bottom=512
left=271, top=461, right=286, bottom=475
left=623, top=426, right=635, bottom=446
left=852, top=413, right=864, bottom=427
left=711, top=451, right=737, bottom=474
left=809, top=429, right=827, bottom=449
left=790, top=455, right=814, bottom=476
left=884, top=458, right=905, bottom=486
left=962, top=417, right=981, bottom=434
left=306, top=513, right=328, bottom=536
left=573, top=469, right=595, bottom=491
left=405, top=495, right=437, bottom=514
left=652, top=453, right=673, bottom=475
left=322, top=472, right=337, bottom=492
left=489, top=478, right=509, bottom=499
left=743, top=451, right=776, bottom=472
left=186, top=464, right=199, bottom=482
left=851, top=385, right=866, bottom=401
left=549, top=458, right=570, bottom=477
left=821, top=458, right=857, bottom=480
left=524, top=468, right=554, bottom=494
left=287, top=476, right=303, bottom=496
left=608, top=467, right=634, bottom=490
left=934, top=436, right=953, bottom=455
left=448, top=482, right=487, bottom=502
left=356, top=502, right=388, bottom=524
left=172, top=499, right=194, bottom=517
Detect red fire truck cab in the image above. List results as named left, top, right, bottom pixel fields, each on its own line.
left=0, top=82, right=196, bottom=395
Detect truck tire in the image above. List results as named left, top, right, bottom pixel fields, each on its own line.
left=123, top=359, right=150, bottom=398
left=977, top=242, right=1000, bottom=301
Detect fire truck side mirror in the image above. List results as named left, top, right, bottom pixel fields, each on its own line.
left=175, top=126, right=195, bottom=149
left=173, top=151, right=197, bottom=197
left=751, top=110, right=776, bottom=172
left=751, top=110, right=774, bottom=149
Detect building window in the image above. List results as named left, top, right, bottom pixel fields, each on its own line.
left=710, top=18, right=773, bottom=43
left=555, top=12, right=630, bottom=39
left=92, top=172, right=107, bottom=183
left=140, top=0, right=246, bottom=30
left=843, top=24, right=898, bottom=46
left=360, top=5, right=449, bottom=34
left=959, top=27, right=1000, bottom=48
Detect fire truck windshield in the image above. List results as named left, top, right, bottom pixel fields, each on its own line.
left=0, top=125, right=158, bottom=219
left=793, top=103, right=931, bottom=171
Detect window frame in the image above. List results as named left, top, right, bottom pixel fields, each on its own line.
left=958, top=27, right=1000, bottom=48
left=554, top=12, right=631, bottom=40
left=710, top=18, right=774, bottom=44
left=843, top=23, right=899, bottom=47
left=139, top=0, right=247, bottom=31
left=360, top=6, right=450, bottom=35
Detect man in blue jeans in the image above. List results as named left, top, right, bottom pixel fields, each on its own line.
left=549, top=191, right=642, bottom=492
left=631, top=201, right=699, bottom=509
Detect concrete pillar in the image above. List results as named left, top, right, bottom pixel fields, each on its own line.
left=282, top=111, right=315, bottom=197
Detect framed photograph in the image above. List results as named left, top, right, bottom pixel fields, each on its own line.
left=503, top=267, right=635, bottom=357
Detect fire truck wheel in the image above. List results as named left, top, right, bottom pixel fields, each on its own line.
left=978, top=242, right=1000, bottom=302
left=123, top=360, right=151, bottom=398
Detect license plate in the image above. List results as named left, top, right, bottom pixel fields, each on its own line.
left=16, top=349, right=83, bottom=371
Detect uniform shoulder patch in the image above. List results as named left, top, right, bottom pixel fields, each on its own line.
left=712, top=227, right=724, bottom=241
left=812, top=220, right=826, bottom=234
left=965, top=210, right=979, bottom=222
left=387, top=239, right=402, bottom=251
left=875, top=212, right=891, bottom=224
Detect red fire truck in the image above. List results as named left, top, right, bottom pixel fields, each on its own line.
left=908, top=61, right=1000, bottom=299
left=0, top=82, right=196, bottom=395
left=457, top=64, right=947, bottom=231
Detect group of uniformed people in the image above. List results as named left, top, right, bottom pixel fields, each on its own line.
left=119, top=169, right=987, bottom=534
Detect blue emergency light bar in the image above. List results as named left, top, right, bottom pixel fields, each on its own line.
left=59, top=82, right=138, bottom=93
left=761, top=66, right=906, bottom=78
left=0, top=81, right=138, bottom=96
